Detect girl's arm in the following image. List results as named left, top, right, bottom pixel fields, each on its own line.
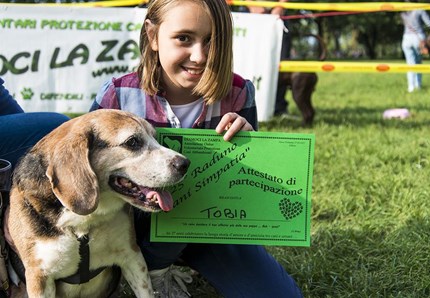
left=421, top=10, right=430, bottom=28
left=89, top=79, right=120, bottom=111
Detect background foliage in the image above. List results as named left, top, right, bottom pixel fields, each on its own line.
left=3, top=0, right=426, bottom=59
left=234, top=0, right=430, bottom=60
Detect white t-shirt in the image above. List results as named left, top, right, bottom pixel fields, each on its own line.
left=171, top=98, right=204, bottom=128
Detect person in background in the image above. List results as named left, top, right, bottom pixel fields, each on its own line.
left=246, top=0, right=291, bottom=116
left=400, top=0, right=430, bottom=93
left=0, top=77, right=69, bottom=169
left=91, top=0, right=302, bottom=297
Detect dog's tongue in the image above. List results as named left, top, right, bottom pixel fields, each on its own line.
left=147, top=190, right=173, bottom=211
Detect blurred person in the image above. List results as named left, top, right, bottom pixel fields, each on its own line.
left=400, top=0, right=430, bottom=92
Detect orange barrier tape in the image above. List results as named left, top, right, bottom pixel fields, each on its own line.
left=280, top=61, right=430, bottom=73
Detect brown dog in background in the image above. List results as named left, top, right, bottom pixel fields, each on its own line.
left=280, top=71, right=318, bottom=126
left=276, top=34, right=325, bottom=126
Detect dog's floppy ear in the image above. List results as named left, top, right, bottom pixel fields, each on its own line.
left=46, top=122, right=99, bottom=215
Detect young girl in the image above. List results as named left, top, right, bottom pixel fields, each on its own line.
left=90, top=0, right=302, bottom=297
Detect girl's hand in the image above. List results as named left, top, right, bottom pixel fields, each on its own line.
left=216, top=112, right=254, bottom=141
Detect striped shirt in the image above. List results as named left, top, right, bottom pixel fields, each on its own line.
left=90, top=72, right=258, bottom=130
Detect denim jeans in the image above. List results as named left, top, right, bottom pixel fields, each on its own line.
left=135, top=212, right=303, bottom=298
left=402, top=33, right=425, bottom=91
left=0, top=112, right=69, bottom=168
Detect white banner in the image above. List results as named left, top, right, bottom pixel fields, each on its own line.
left=0, top=6, right=282, bottom=121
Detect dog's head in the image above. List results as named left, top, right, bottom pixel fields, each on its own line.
left=36, top=109, right=190, bottom=215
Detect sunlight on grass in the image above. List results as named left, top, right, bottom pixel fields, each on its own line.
left=261, top=68, right=430, bottom=297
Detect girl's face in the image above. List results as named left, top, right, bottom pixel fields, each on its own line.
left=149, top=2, right=212, bottom=102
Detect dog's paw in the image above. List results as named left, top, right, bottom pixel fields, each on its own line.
left=279, top=198, right=303, bottom=220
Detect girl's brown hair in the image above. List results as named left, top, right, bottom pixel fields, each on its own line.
left=137, top=0, right=233, bottom=104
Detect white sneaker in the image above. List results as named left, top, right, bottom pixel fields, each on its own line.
left=150, top=265, right=193, bottom=298
left=408, top=86, right=414, bottom=93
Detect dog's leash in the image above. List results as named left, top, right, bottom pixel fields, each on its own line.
left=59, top=235, right=106, bottom=284
left=54, top=235, right=122, bottom=296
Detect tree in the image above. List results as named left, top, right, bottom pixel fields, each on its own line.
left=286, top=0, right=405, bottom=59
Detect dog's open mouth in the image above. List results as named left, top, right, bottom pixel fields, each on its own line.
left=109, top=176, right=173, bottom=212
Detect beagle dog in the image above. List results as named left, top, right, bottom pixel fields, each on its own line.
left=5, top=109, right=190, bottom=297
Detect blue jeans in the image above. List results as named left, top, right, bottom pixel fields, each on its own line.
left=135, top=213, right=303, bottom=297
left=0, top=112, right=69, bottom=168
left=182, top=244, right=303, bottom=298
left=402, top=33, right=424, bottom=91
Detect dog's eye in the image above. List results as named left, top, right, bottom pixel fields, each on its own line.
left=123, top=137, right=141, bottom=150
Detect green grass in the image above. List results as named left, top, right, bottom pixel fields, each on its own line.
left=107, top=62, right=430, bottom=297
left=264, top=67, right=430, bottom=297
left=187, top=65, right=430, bottom=297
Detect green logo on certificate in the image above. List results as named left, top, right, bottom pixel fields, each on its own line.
left=162, top=136, right=184, bottom=153
left=151, top=128, right=315, bottom=247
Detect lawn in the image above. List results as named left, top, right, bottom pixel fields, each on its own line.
left=106, top=62, right=430, bottom=297
left=188, top=64, right=430, bottom=297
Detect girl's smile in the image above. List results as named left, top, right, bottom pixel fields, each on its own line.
left=183, top=67, right=204, bottom=76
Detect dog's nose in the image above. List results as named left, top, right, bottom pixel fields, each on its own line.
left=171, top=156, right=190, bottom=175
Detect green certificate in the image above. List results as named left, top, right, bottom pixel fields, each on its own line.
left=151, top=128, right=314, bottom=247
